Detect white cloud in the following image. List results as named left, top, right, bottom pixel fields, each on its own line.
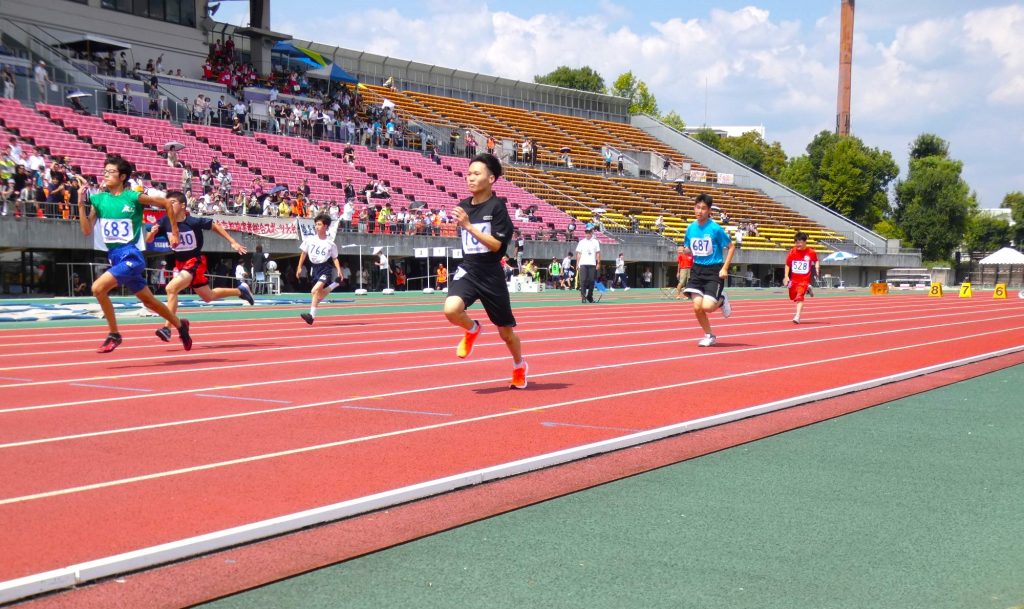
left=261, top=2, right=1019, bottom=206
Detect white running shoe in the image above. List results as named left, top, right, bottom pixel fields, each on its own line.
left=719, top=292, right=732, bottom=318
left=625, top=286, right=631, bottom=291
left=698, top=334, right=717, bottom=347
left=793, top=317, right=800, bottom=324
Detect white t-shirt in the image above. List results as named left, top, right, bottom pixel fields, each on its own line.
left=234, top=263, right=248, bottom=281
left=300, top=235, right=338, bottom=264
left=575, top=237, right=600, bottom=266
left=615, top=257, right=625, bottom=274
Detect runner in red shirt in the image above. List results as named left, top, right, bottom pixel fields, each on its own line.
left=784, top=231, right=820, bottom=324
left=674, top=245, right=693, bottom=300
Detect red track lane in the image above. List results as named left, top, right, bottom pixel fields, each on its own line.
left=0, top=296, right=1022, bottom=582
left=0, top=301, right=1014, bottom=440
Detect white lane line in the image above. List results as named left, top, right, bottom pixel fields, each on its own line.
left=70, top=383, right=153, bottom=393
left=193, top=394, right=292, bottom=404
left=0, top=296, right=989, bottom=356
left=0, top=301, right=1008, bottom=389
left=3, top=340, right=1011, bottom=607
left=1, top=327, right=1020, bottom=506
left=341, top=405, right=452, bottom=417
left=2, top=317, right=1021, bottom=450
left=2, top=309, right=1015, bottom=419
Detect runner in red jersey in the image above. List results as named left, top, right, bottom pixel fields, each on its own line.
left=784, top=231, right=820, bottom=324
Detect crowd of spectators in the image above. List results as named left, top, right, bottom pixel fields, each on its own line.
left=1, top=137, right=97, bottom=220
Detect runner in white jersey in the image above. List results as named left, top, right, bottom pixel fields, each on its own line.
left=297, top=213, right=341, bottom=325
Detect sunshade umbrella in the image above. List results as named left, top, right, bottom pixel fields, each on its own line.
left=559, top=146, right=572, bottom=153
left=823, top=251, right=858, bottom=287
left=269, top=184, right=288, bottom=195
left=66, top=90, right=90, bottom=100
left=163, top=141, right=185, bottom=152
left=823, top=251, right=858, bottom=262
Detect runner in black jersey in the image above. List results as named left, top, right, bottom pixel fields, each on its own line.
left=146, top=191, right=253, bottom=342
left=444, top=153, right=527, bottom=389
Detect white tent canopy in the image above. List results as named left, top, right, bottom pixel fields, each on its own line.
left=978, top=247, right=1024, bottom=265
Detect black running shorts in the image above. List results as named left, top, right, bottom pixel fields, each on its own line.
left=684, top=263, right=724, bottom=301
left=448, top=263, right=517, bottom=327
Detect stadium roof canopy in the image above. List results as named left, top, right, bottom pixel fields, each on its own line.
left=55, top=33, right=132, bottom=54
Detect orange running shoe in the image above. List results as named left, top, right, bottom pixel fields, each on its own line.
left=456, top=321, right=481, bottom=359
left=510, top=360, right=528, bottom=389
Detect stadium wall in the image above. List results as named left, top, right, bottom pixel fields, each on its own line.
left=0, top=0, right=208, bottom=80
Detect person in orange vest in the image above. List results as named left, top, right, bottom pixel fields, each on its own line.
left=436, top=263, right=448, bottom=290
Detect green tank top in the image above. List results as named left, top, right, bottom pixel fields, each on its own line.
left=90, top=190, right=143, bottom=250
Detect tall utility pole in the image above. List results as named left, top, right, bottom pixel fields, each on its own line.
left=836, top=0, right=855, bottom=135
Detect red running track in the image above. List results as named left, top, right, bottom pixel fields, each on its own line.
left=0, top=294, right=1022, bottom=592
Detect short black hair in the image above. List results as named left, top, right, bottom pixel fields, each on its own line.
left=694, top=193, right=714, bottom=208
left=795, top=231, right=809, bottom=242
left=165, top=190, right=187, bottom=205
left=470, top=152, right=503, bottom=179
left=313, top=212, right=331, bottom=225
left=104, top=154, right=134, bottom=184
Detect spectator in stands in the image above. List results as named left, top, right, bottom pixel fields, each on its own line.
left=231, top=116, right=244, bottom=136
left=0, top=177, right=13, bottom=217
left=617, top=153, right=624, bottom=175
left=71, top=272, right=89, bottom=296
left=629, top=213, right=639, bottom=233
left=233, top=98, right=247, bottom=127
left=603, top=148, right=613, bottom=175
left=118, top=52, right=128, bottom=78
left=486, top=136, right=495, bottom=155
left=341, top=197, right=355, bottom=232
left=278, top=197, right=291, bottom=217
left=2, top=67, right=14, bottom=99
left=465, top=133, right=477, bottom=158
left=34, top=61, right=49, bottom=102
left=654, top=214, right=665, bottom=234
left=512, top=203, right=526, bottom=223
left=262, top=195, right=277, bottom=216
left=120, top=84, right=134, bottom=113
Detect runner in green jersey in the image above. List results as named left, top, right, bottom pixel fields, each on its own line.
left=75, top=155, right=193, bottom=353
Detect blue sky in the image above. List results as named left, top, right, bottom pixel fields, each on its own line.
left=218, top=1, right=1024, bottom=208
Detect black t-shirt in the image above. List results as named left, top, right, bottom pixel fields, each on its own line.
left=457, top=194, right=513, bottom=267
left=155, top=215, right=214, bottom=262
left=252, top=252, right=266, bottom=273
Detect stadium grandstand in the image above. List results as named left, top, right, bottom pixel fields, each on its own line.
left=0, top=0, right=923, bottom=296
left=9, top=4, right=1024, bottom=609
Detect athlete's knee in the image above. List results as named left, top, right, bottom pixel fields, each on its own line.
left=497, top=326, right=517, bottom=344
left=443, top=298, right=464, bottom=320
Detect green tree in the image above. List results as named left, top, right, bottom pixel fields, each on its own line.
left=778, top=130, right=897, bottom=226
left=717, top=131, right=788, bottom=180
left=661, top=110, right=686, bottom=132
left=1002, top=191, right=1024, bottom=245
left=534, top=66, right=606, bottom=94
left=964, top=212, right=1013, bottom=252
left=909, top=133, right=949, bottom=160
left=610, top=71, right=659, bottom=116
left=893, top=153, right=975, bottom=261
left=690, top=128, right=721, bottom=149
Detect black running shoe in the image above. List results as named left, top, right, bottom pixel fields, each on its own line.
left=97, top=333, right=123, bottom=354
left=238, top=282, right=255, bottom=305
left=155, top=326, right=172, bottom=342
left=300, top=313, right=314, bottom=325
left=178, top=319, right=193, bottom=351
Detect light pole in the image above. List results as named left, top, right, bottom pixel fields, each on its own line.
left=342, top=243, right=366, bottom=295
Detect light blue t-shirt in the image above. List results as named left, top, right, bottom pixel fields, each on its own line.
left=684, top=219, right=732, bottom=266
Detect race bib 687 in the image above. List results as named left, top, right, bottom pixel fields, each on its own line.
left=689, top=236, right=713, bottom=257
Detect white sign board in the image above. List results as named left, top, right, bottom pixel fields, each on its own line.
left=414, top=248, right=428, bottom=258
